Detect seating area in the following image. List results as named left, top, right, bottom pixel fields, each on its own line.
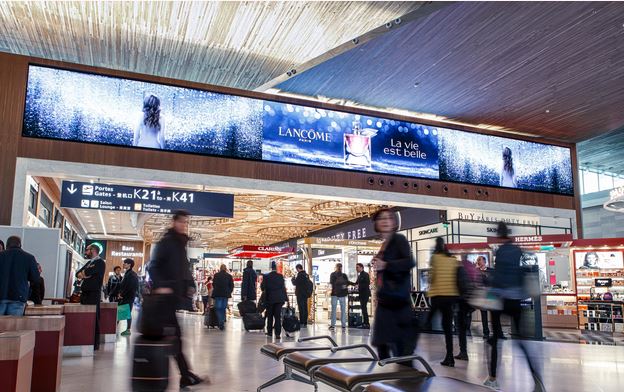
left=258, top=336, right=489, bottom=392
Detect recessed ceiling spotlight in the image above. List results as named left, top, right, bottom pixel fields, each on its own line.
left=545, top=109, right=550, bottom=113
left=414, top=82, right=420, bottom=88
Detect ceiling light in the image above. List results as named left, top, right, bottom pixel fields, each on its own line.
left=545, top=109, right=550, bottom=113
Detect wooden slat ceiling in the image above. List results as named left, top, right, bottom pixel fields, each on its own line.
left=276, top=1, right=624, bottom=143
left=0, top=1, right=423, bottom=90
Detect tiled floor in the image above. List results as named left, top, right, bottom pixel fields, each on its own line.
left=60, top=313, right=624, bottom=392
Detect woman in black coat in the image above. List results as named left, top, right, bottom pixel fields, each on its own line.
left=371, top=208, right=417, bottom=365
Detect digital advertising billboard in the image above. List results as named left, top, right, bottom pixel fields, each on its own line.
left=22, top=65, right=574, bottom=195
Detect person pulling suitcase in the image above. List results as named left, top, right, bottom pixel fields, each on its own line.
left=261, top=261, right=288, bottom=339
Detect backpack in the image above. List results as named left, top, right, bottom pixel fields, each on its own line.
left=303, top=275, right=314, bottom=298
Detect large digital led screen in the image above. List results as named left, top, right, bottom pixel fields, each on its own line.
left=439, top=129, right=573, bottom=194
left=22, top=65, right=574, bottom=195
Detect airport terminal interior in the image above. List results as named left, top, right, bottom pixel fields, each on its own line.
left=0, top=2, right=624, bottom=392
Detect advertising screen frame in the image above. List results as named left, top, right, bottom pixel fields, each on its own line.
left=21, top=63, right=575, bottom=196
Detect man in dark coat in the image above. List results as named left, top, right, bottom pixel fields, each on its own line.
left=351, top=263, right=371, bottom=328
left=261, top=261, right=288, bottom=338
left=212, top=264, right=234, bottom=330
left=105, top=266, right=123, bottom=302
left=149, top=210, right=204, bottom=388
left=29, top=263, right=46, bottom=305
left=77, top=243, right=105, bottom=350
left=116, top=258, right=139, bottom=336
left=291, top=264, right=312, bottom=327
left=241, top=259, right=257, bottom=302
left=0, top=236, right=40, bottom=315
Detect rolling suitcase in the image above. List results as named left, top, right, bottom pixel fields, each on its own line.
left=131, top=335, right=172, bottom=392
left=204, top=307, right=219, bottom=328
left=242, top=312, right=266, bottom=331
left=237, top=300, right=257, bottom=316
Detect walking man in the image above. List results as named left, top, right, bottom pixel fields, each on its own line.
left=150, top=210, right=204, bottom=388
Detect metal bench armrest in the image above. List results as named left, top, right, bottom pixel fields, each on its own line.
left=297, top=335, right=338, bottom=347
left=330, top=344, right=379, bottom=360
left=378, top=355, right=436, bottom=376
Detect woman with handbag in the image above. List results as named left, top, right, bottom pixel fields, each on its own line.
left=116, top=258, right=139, bottom=336
left=428, top=237, right=460, bottom=367
left=370, top=208, right=417, bottom=366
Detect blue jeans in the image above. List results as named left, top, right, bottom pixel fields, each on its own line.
left=214, top=297, right=228, bottom=327
left=331, top=296, right=347, bottom=327
left=0, top=300, right=25, bottom=316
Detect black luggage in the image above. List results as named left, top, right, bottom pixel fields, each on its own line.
left=242, top=312, right=265, bottom=331
left=349, top=314, right=362, bottom=328
left=282, top=305, right=301, bottom=333
left=204, top=307, right=219, bottom=328
left=131, top=335, right=172, bottom=392
left=138, top=294, right=178, bottom=337
left=237, top=300, right=257, bottom=316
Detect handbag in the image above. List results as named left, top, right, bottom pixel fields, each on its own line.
left=468, top=287, right=503, bottom=311
left=117, top=303, right=132, bottom=320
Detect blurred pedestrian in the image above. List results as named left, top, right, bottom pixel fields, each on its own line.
left=483, top=222, right=545, bottom=391
left=329, top=263, right=349, bottom=330
left=428, top=237, right=461, bottom=367
left=77, top=243, right=106, bottom=350
left=29, top=263, right=46, bottom=305
left=212, top=264, right=234, bottom=331
left=0, top=236, right=40, bottom=315
left=261, top=261, right=287, bottom=339
left=371, top=209, right=417, bottom=365
left=476, top=256, right=492, bottom=338
left=117, top=258, right=139, bottom=336
left=149, top=210, right=204, bottom=388
left=241, top=259, right=257, bottom=302
left=0, top=239, right=5, bottom=252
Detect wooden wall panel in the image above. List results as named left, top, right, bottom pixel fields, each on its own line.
left=0, top=53, right=29, bottom=225
left=0, top=52, right=578, bottom=227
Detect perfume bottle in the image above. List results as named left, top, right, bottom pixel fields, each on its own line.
left=344, top=121, right=372, bottom=168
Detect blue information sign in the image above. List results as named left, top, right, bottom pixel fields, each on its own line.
left=60, top=181, right=234, bottom=218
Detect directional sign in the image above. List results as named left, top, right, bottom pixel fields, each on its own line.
left=61, top=181, right=234, bottom=218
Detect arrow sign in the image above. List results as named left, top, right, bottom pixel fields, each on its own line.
left=67, top=184, right=77, bottom=194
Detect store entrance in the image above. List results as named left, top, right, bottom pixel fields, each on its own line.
left=10, top=158, right=584, bottom=338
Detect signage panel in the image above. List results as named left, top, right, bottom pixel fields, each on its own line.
left=61, top=181, right=234, bottom=218
left=23, top=65, right=574, bottom=195
left=595, top=278, right=613, bottom=287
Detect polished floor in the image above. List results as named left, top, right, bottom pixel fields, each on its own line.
left=60, top=313, right=624, bottom=392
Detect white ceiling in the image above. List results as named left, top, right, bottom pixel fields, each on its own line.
left=0, top=1, right=423, bottom=90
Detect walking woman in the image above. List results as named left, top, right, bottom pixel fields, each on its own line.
left=428, top=237, right=460, bottom=367
left=371, top=208, right=417, bottom=364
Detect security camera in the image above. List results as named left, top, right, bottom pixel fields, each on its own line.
left=385, top=22, right=393, bottom=29
left=394, top=18, right=402, bottom=25
left=352, top=38, right=359, bottom=45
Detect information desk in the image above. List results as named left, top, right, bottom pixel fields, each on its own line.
left=0, top=315, right=65, bottom=392
left=0, top=330, right=36, bottom=392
